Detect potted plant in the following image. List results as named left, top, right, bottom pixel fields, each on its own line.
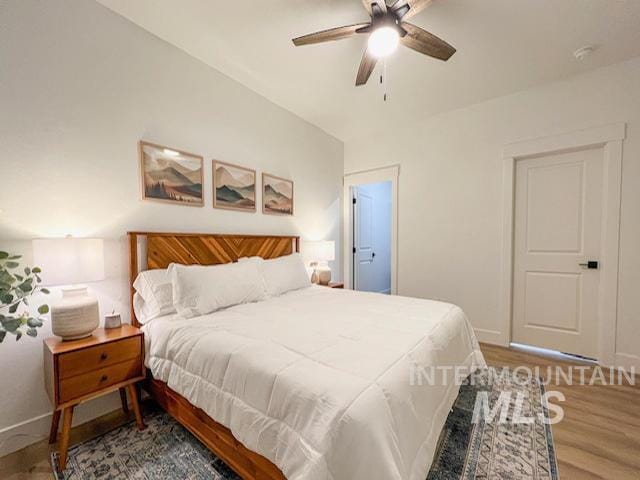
left=0, top=251, right=50, bottom=342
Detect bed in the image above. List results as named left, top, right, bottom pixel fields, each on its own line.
left=128, top=231, right=485, bottom=480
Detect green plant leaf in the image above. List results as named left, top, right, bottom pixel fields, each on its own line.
left=0, top=251, right=50, bottom=345
left=1, top=317, right=20, bottom=332
left=27, top=317, right=43, bottom=328
left=0, top=272, right=15, bottom=284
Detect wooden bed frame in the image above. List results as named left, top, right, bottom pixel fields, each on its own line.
left=128, top=231, right=298, bottom=480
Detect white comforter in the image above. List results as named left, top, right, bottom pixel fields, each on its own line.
left=144, top=286, right=485, bottom=480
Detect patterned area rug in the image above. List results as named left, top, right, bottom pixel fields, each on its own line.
left=52, top=369, right=558, bottom=479
left=428, top=369, right=559, bottom=479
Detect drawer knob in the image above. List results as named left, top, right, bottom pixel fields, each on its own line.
left=100, top=353, right=108, bottom=361
left=100, top=375, right=108, bottom=382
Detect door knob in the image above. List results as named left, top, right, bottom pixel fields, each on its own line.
left=579, top=261, right=599, bottom=269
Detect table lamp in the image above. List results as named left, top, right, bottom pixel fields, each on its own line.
left=302, top=240, right=335, bottom=286
left=33, top=237, right=105, bottom=341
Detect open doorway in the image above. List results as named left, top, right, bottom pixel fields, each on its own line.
left=343, top=166, right=398, bottom=294
left=352, top=182, right=392, bottom=293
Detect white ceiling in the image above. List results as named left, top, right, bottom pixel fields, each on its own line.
left=97, top=0, right=640, bottom=141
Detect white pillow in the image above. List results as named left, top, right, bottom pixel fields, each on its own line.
left=241, top=253, right=311, bottom=297
left=133, top=269, right=175, bottom=323
left=169, top=259, right=267, bottom=318
left=133, top=292, right=161, bottom=325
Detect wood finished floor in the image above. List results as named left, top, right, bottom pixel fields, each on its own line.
left=0, top=343, right=638, bottom=479
left=482, top=344, right=640, bottom=480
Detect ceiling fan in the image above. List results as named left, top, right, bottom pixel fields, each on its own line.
left=292, top=0, right=455, bottom=86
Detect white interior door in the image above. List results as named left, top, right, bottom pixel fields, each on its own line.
left=353, top=183, right=391, bottom=293
left=512, top=146, right=604, bottom=358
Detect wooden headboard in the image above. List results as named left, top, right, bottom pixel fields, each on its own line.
left=127, top=231, right=300, bottom=327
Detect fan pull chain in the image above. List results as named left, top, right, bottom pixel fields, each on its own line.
left=380, top=59, right=389, bottom=102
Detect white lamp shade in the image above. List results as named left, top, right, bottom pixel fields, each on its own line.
left=301, top=240, right=335, bottom=263
left=32, top=238, right=105, bottom=286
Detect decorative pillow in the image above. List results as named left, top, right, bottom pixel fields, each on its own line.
left=132, top=269, right=175, bottom=323
left=169, top=259, right=267, bottom=318
left=243, top=253, right=311, bottom=297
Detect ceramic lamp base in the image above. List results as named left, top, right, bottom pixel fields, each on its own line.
left=313, top=266, right=332, bottom=286
left=51, top=286, right=99, bottom=341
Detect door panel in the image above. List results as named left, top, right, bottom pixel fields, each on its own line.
left=526, top=162, right=583, bottom=252
left=513, top=147, right=603, bottom=358
left=355, top=189, right=375, bottom=291
left=523, top=272, right=580, bottom=332
left=353, top=182, right=391, bottom=293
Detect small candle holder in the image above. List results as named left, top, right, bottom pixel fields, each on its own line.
left=104, top=311, right=122, bottom=329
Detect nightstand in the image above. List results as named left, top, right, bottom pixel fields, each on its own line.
left=43, top=325, right=145, bottom=471
left=326, top=282, right=344, bottom=289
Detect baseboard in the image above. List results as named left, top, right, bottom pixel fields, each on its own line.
left=615, top=352, right=640, bottom=371
left=474, top=328, right=508, bottom=347
left=0, top=411, right=52, bottom=458
left=0, top=391, right=121, bottom=458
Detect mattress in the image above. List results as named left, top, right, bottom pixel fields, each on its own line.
left=143, top=286, right=485, bottom=480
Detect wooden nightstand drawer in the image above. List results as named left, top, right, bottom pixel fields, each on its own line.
left=59, top=358, right=142, bottom=404
left=58, top=337, right=140, bottom=379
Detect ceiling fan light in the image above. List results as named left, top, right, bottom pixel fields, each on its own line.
left=368, top=26, right=399, bottom=58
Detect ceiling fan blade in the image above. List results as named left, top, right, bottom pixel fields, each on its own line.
left=400, top=22, right=455, bottom=61
left=355, top=48, right=377, bottom=86
left=361, top=0, right=387, bottom=17
left=392, top=0, right=433, bottom=20
left=292, top=23, right=370, bottom=46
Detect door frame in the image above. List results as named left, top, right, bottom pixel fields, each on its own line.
left=343, top=165, right=399, bottom=294
left=500, top=123, right=625, bottom=366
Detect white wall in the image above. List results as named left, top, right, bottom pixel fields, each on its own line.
left=345, top=57, right=640, bottom=368
left=0, top=0, right=343, bottom=456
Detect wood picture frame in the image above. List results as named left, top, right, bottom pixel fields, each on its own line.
left=262, top=173, right=294, bottom=216
left=139, top=141, right=204, bottom=207
left=213, top=160, right=257, bottom=212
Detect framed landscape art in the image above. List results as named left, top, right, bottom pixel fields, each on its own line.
left=262, top=173, right=294, bottom=215
left=213, top=160, right=256, bottom=212
left=139, top=141, right=203, bottom=206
